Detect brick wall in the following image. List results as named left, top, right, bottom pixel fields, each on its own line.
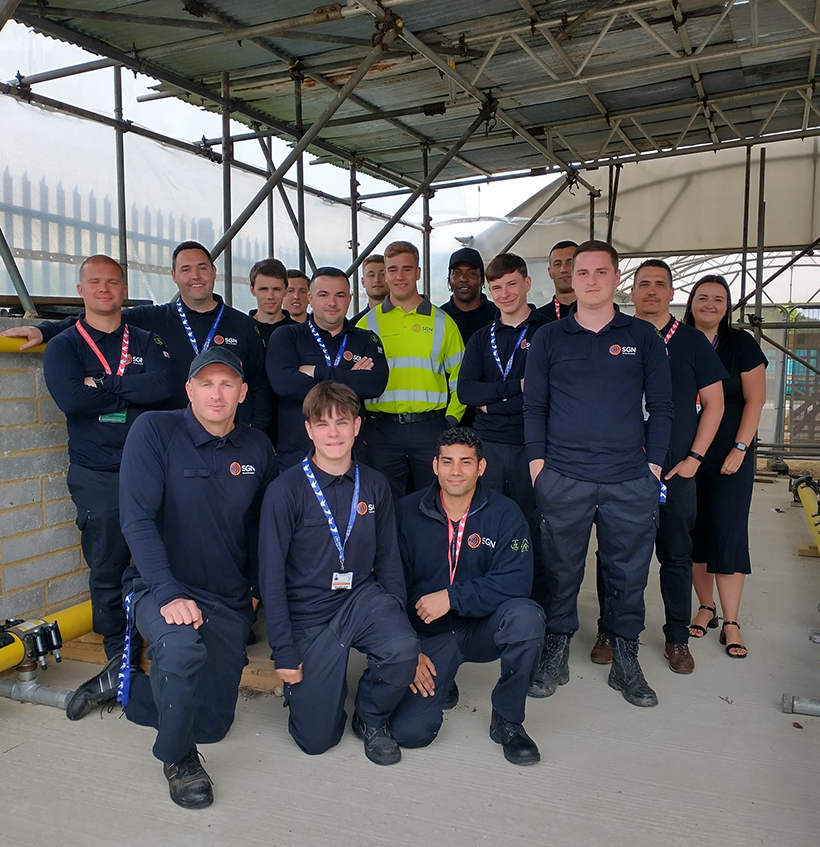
left=0, top=317, right=87, bottom=619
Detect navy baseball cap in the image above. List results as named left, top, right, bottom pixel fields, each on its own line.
left=188, top=347, right=244, bottom=381
left=449, top=247, right=484, bottom=278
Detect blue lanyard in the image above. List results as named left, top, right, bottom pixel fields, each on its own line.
left=308, top=319, right=348, bottom=368
left=176, top=298, right=225, bottom=355
left=116, top=591, right=134, bottom=707
left=489, top=321, right=529, bottom=378
left=302, top=458, right=360, bottom=569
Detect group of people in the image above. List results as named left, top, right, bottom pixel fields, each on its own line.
left=1, top=235, right=767, bottom=810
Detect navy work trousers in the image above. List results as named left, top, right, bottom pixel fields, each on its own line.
left=536, top=467, right=658, bottom=641
left=124, top=589, right=251, bottom=764
left=284, top=581, right=419, bottom=756
left=596, top=473, right=697, bottom=644
left=363, top=415, right=448, bottom=500
left=67, top=463, right=131, bottom=659
left=481, top=440, right=546, bottom=613
left=390, top=598, right=545, bottom=748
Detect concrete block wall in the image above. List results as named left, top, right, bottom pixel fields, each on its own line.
left=0, top=319, right=88, bottom=620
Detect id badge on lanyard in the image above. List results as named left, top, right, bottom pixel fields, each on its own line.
left=302, top=458, right=361, bottom=590
left=76, top=321, right=130, bottom=424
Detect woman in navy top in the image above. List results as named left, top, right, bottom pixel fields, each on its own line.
left=684, top=275, right=767, bottom=658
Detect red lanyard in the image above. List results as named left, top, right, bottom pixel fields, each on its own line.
left=663, top=319, right=680, bottom=345
left=76, top=321, right=130, bottom=376
left=442, top=492, right=470, bottom=585
left=554, top=298, right=561, bottom=320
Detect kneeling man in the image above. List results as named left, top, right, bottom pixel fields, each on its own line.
left=70, top=347, right=277, bottom=809
left=259, top=382, right=419, bottom=765
left=390, top=428, right=545, bottom=765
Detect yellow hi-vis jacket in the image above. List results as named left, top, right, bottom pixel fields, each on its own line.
left=356, top=296, right=465, bottom=421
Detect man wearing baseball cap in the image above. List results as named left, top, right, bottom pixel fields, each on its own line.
left=440, top=247, right=498, bottom=343
left=66, top=346, right=276, bottom=810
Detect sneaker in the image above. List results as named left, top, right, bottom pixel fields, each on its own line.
left=65, top=654, right=121, bottom=721
left=163, top=746, right=214, bottom=809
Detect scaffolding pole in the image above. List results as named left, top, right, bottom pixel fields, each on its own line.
left=0, top=0, right=20, bottom=32
left=346, top=104, right=494, bottom=279
left=266, top=137, right=274, bottom=256
left=754, top=148, right=766, bottom=344
left=0, top=223, right=36, bottom=315
left=422, top=147, right=431, bottom=299
left=221, top=71, right=232, bottom=304
left=500, top=178, right=573, bottom=255
left=256, top=137, right=317, bottom=273
left=350, top=163, right=359, bottom=311
left=211, top=24, right=400, bottom=260
left=739, top=145, right=752, bottom=322
left=589, top=192, right=596, bottom=240
left=294, top=71, right=306, bottom=274
left=112, top=66, right=128, bottom=283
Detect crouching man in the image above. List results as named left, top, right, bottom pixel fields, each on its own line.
left=389, top=428, right=545, bottom=765
left=69, top=346, right=276, bottom=809
left=259, top=382, right=419, bottom=765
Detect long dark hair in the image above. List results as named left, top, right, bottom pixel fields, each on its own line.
left=683, top=274, right=732, bottom=353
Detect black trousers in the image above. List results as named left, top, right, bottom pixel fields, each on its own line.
left=284, top=581, right=419, bottom=756
left=535, top=467, right=658, bottom=641
left=363, top=415, right=448, bottom=500
left=481, top=440, right=546, bottom=612
left=390, top=599, right=545, bottom=747
left=595, top=474, right=697, bottom=644
left=66, top=463, right=131, bottom=659
left=124, top=589, right=251, bottom=764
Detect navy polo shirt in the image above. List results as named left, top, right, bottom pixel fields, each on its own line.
left=440, top=294, right=499, bottom=342
left=458, top=306, right=548, bottom=446
left=265, top=318, right=389, bottom=468
left=258, top=456, right=406, bottom=669
left=396, top=480, right=533, bottom=635
left=43, top=319, right=174, bottom=471
left=523, top=305, right=673, bottom=483
left=536, top=296, right=574, bottom=323
left=120, top=407, right=277, bottom=612
left=39, top=294, right=272, bottom=431
left=249, top=309, right=296, bottom=346
left=658, top=317, right=728, bottom=469
left=351, top=304, right=372, bottom=326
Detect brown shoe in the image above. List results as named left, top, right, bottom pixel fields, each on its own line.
left=590, top=632, right=612, bottom=664
left=664, top=642, right=695, bottom=674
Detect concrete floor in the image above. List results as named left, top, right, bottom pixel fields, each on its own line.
left=1, top=478, right=819, bottom=847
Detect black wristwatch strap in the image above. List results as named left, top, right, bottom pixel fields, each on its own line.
left=688, top=450, right=704, bottom=462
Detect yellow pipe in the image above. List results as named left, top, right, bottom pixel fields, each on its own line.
left=0, top=600, right=93, bottom=673
left=797, top=482, right=820, bottom=557
left=0, top=336, right=46, bottom=354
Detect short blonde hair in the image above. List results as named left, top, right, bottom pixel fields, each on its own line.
left=384, top=241, right=419, bottom=265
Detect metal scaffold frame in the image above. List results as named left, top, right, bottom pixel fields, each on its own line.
left=1, top=0, right=820, bottom=438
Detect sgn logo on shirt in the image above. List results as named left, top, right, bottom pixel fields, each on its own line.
left=214, top=335, right=239, bottom=346
left=609, top=344, right=637, bottom=356
left=356, top=501, right=376, bottom=515
left=229, top=461, right=256, bottom=476
left=468, top=533, right=496, bottom=549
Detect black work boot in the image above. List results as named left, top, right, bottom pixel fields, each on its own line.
left=163, top=746, right=214, bottom=809
left=443, top=680, right=459, bottom=711
left=527, top=634, right=570, bottom=698
left=608, top=637, right=658, bottom=707
left=65, top=654, right=121, bottom=721
left=352, top=712, right=401, bottom=766
left=489, top=709, right=540, bottom=766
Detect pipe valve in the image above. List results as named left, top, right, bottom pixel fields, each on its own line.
left=0, top=618, right=64, bottom=670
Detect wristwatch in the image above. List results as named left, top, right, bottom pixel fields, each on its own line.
left=92, top=374, right=106, bottom=389
left=688, top=450, right=704, bottom=462
left=734, top=442, right=748, bottom=452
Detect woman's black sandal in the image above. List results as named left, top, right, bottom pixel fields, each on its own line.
left=689, top=604, right=719, bottom=638
left=719, top=621, right=748, bottom=658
